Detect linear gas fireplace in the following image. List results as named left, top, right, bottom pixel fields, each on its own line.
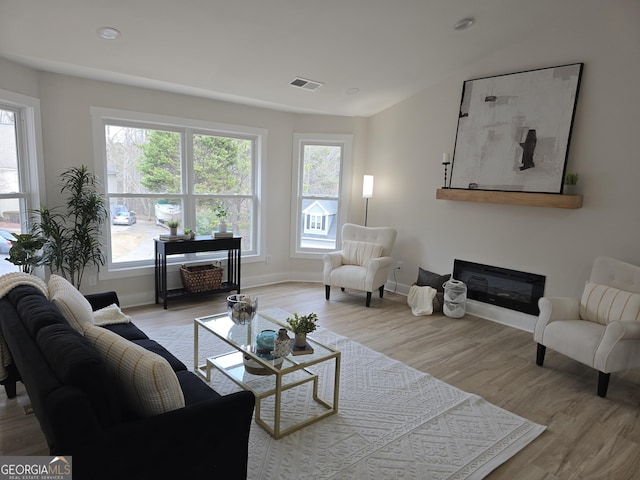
left=452, top=259, right=546, bottom=315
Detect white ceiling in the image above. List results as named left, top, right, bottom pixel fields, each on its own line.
left=0, top=0, right=568, bottom=117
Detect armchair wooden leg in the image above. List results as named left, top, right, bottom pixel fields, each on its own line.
left=366, top=292, right=372, bottom=307
left=536, top=344, right=546, bottom=366
left=325, top=285, right=330, bottom=300
left=379, top=285, right=384, bottom=298
left=597, top=371, right=610, bottom=398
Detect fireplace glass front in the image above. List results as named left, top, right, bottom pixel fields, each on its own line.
left=452, top=259, right=546, bottom=315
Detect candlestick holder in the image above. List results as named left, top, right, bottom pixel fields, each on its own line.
left=442, top=161, right=451, bottom=188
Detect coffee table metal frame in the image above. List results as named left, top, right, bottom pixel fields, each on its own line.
left=194, top=311, right=341, bottom=439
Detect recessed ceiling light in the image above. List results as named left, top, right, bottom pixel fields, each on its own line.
left=454, top=17, right=475, bottom=31
left=97, top=27, right=121, bottom=40
left=345, top=88, right=360, bottom=96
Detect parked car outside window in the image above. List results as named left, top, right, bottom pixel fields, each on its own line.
left=0, top=230, right=14, bottom=253
left=112, top=211, right=137, bottom=226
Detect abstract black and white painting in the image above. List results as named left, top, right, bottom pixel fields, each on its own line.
left=450, top=63, right=583, bottom=193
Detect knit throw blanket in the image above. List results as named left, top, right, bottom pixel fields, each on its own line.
left=0, top=272, right=49, bottom=381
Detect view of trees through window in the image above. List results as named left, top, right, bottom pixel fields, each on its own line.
left=0, top=108, right=24, bottom=275
left=104, top=123, right=255, bottom=266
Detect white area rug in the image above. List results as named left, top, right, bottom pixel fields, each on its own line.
left=150, top=308, right=545, bottom=480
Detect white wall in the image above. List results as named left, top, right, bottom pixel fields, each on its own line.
left=366, top=1, right=640, bottom=304
left=18, top=72, right=361, bottom=304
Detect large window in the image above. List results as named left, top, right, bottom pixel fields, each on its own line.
left=92, top=108, right=263, bottom=270
left=291, top=133, right=352, bottom=257
left=0, top=91, right=43, bottom=275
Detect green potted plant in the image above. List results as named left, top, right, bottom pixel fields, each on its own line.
left=286, top=312, right=318, bottom=347
left=564, top=172, right=579, bottom=195
left=29, top=165, right=107, bottom=289
left=214, top=202, right=228, bottom=233
left=166, top=219, right=180, bottom=236
left=6, top=233, right=47, bottom=274
left=183, top=228, right=195, bottom=240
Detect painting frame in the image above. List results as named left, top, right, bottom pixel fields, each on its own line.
left=449, top=63, right=583, bottom=194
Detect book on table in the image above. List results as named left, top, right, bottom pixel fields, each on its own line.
left=213, top=232, right=234, bottom=238
left=159, top=233, right=189, bottom=241
left=290, top=339, right=314, bottom=355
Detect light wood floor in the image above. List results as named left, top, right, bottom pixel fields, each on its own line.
left=3, top=282, right=640, bottom=478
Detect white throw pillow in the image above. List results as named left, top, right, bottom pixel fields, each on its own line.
left=83, top=324, right=185, bottom=417
left=342, top=240, right=384, bottom=266
left=48, top=274, right=94, bottom=333
left=580, top=281, right=640, bottom=325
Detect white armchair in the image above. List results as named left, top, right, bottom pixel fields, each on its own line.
left=323, top=223, right=397, bottom=307
left=534, top=256, right=640, bottom=397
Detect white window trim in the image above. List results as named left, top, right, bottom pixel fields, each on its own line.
left=290, top=133, right=352, bottom=259
left=90, top=107, right=267, bottom=279
left=0, top=88, right=46, bottom=230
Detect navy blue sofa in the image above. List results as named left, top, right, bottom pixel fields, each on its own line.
left=0, top=286, right=255, bottom=480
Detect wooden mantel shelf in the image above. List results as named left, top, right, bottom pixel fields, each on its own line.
left=436, top=188, right=583, bottom=209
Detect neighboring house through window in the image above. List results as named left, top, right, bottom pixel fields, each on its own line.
left=291, top=133, right=352, bottom=257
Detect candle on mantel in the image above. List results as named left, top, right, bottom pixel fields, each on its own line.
left=443, top=153, right=451, bottom=164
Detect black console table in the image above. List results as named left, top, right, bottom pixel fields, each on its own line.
left=155, top=236, right=241, bottom=309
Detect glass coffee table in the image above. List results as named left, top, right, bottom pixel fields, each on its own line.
left=194, top=309, right=341, bottom=439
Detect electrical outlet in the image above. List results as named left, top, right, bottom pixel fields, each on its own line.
left=88, top=274, right=97, bottom=286
left=265, top=255, right=272, bottom=264
left=396, top=261, right=404, bottom=270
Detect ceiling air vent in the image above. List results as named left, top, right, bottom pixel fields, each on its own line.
left=289, top=77, right=324, bottom=92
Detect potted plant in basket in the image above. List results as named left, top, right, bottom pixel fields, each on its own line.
left=166, top=219, right=180, bottom=236
left=286, top=312, right=318, bottom=347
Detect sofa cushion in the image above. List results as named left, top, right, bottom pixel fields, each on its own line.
left=14, top=290, right=68, bottom=338
left=133, top=339, right=187, bottom=372
left=102, top=322, right=149, bottom=341
left=176, top=370, right=220, bottom=405
left=83, top=324, right=185, bottom=417
left=49, top=275, right=94, bottom=333
left=342, top=240, right=383, bottom=266
left=36, top=323, right=122, bottom=426
left=580, top=281, right=640, bottom=325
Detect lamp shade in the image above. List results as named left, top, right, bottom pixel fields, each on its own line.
left=362, top=175, right=374, bottom=199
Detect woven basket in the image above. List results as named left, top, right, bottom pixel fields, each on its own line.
left=180, top=263, right=223, bottom=293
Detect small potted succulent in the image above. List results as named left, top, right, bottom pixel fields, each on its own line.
left=564, top=172, right=579, bottom=195
left=183, top=228, right=196, bottom=240
left=166, top=219, right=180, bottom=236
left=286, top=312, right=318, bottom=347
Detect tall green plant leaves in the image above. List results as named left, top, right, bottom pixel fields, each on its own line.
left=32, top=165, right=107, bottom=288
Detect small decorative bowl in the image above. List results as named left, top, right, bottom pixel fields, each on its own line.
left=227, top=294, right=258, bottom=325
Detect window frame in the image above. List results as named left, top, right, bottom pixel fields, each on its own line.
left=91, top=107, right=266, bottom=277
left=0, top=88, right=45, bottom=235
left=290, top=133, right=352, bottom=259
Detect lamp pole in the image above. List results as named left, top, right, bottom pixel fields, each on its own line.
left=362, top=175, right=374, bottom=226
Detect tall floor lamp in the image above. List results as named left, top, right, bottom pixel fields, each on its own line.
left=362, top=175, right=374, bottom=226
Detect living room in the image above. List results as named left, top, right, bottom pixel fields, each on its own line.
left=1, top=0, right=639, bottom=478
